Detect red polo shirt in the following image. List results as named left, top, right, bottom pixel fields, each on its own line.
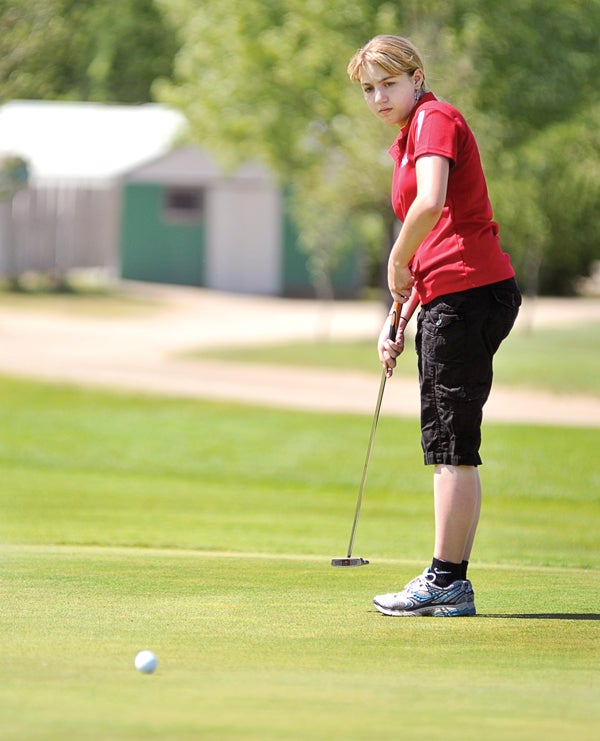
left=388, top=93, right=514, bottom=305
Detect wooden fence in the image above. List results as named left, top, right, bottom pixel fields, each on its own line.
left=0, top=183, right=121, bottom=279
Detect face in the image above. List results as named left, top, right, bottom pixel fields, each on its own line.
left=359, top=61, right=423, bottom=127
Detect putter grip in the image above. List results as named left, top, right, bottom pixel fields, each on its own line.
left=389, top=301, right=402, bottom=340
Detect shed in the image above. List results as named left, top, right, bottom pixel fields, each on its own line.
left=0, top=99, right=185, bottom=279
left=1, top=100, right=363, bottom=297
left=121, top=148, right=363, bottom=297
left=121, top=147, right=281, bottom=294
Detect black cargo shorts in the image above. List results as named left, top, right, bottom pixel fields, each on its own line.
left=415, top=278, right=521, bottom=466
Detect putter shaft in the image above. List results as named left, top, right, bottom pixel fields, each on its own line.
left=346, top=367, right=388, bottom=558
left=333, top=300, right=404, bottom=568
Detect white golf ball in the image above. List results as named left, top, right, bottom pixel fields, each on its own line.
left=134, top=650, right=158, bottom=674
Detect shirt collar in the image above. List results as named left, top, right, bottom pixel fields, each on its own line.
left=388, top=91, right=437, bottom=159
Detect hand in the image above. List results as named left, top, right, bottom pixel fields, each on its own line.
left=388, top=264, right=414, bottom=303
left=378, top=323, right=405, bottom=378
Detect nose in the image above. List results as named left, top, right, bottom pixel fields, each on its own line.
left=374, top=86, right=388, bottom=103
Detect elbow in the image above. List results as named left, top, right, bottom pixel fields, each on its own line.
left=419, top=197, right=444, bottom=225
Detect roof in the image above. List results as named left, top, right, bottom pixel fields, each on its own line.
left=125, top=145, right=274, bottom=186
left=0, top=100, right=186, bottom=183
left=125, top=145, right=221, bottom=185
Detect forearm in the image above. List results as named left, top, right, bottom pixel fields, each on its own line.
left=399, top=290, right=420, bottom=325
left=380, top=292, right=420, bottom=378
left=389, top=198, right=443, bottom=272
left=388, top=154, right=449, bottom=293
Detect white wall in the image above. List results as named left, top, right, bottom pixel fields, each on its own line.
left=206, top=179, right=281, bottom=295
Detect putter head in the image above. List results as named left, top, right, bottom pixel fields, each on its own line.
left=331, top=557, right=369, bottom=567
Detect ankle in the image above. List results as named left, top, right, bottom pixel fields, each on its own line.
left=430, top=558, right=463, bottom=588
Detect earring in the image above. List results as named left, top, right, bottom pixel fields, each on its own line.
left=414, top=87, right=422, bottom=103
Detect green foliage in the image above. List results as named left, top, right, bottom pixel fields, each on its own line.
left=453, top=0, right=600, bottom=145
left=157, top=0, right=366, bottom=174
left=491, top=103, right=600, bottom=295
left=154, top=0, right=436, bottom=294
left=1, top=0, right=598, bottom=293
left=0, top=0, right=178, bottom=103
left=0, top=153, right=29, bottom=199
left=452, top=0, right=600, bottom=295
left=156, top=0, right=600, bottom=296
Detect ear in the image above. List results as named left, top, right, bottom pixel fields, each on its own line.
left=413, top=68, right=424, bottom=88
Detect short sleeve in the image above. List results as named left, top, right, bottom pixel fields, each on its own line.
left=412, top=107, right=460, bottom=166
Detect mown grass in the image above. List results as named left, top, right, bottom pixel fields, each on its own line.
left=0, top=375, right=599, bottom=739
left=1, top=377, right=598, bottom=567
left=191, top=322, right=600, bottom=397
left=2, top=547, right=598, bottom=741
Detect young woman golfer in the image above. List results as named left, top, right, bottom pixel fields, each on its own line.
left=348, top=35, right=521, bottom=616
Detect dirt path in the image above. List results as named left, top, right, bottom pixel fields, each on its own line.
left=1, top=282, right=599, bottom=427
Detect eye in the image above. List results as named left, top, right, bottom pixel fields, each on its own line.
left=362, top=85, right=373, bottom=94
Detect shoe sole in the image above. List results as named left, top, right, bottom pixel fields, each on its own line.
left=374, top=601, right=476, bottom=617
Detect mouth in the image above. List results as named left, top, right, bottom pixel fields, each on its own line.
left=378, top=107, right=393, bottom=116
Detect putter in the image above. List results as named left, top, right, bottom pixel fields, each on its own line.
left=331, top=301, right=402, bottom=567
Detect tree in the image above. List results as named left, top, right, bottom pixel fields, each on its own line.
left=450, top=0, right=600, bottom=294
left=0, top=153, right=29, bottom=283
left=155, top=0, right=459, bottom=298
left=450, top=0, right=600, bottom=146
left=513, top=104, right=600, bottom=295
left=5, top=0, right=595, bottom=295
left=0, top=0, right=178, bottom=103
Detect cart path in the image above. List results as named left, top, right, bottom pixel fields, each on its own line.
left=0, top=283, right=599, bottom=427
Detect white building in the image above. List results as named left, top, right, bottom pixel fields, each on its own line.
left=0, top=100, right=284, bottom=294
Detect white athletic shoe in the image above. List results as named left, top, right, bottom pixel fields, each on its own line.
left=373, top=569, right=476, bottom=617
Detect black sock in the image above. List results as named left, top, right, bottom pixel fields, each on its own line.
left=430, top=558, right=463, bottom=588
left=461, top=560, right=469, bottom=580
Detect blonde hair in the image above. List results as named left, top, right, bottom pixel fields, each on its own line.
left=347, top=35, right=426, bottom=87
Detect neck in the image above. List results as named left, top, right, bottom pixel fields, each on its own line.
left=398, top=90, right=429, bottom=128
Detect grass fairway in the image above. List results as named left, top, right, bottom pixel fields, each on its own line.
left=191, top=322, right=600, bottom=397
left=1, top=376, right=599, bottom=740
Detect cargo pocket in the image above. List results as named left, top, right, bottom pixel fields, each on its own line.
left=486, top=283, right=522, bottom=355
left=422, top=304, right=468, bottom=365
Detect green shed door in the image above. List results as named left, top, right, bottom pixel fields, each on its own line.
left=120, top=183, right=205, bottom=286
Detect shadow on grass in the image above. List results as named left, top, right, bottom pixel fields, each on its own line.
left=478, top=613, right=600, bottom=621
left=370, top=612, right=600, bottom=620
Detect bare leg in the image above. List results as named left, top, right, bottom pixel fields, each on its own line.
left=462, top=469, right=481, bottom=562
left=433, top=465, right=481, bottom=564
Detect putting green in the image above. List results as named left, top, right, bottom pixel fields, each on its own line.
left=1, top=376, right=598, bottom=739
left=1, top=545, right=598, bottom=740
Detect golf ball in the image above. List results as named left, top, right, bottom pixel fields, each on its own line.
left=134, top=650, right=158, bottom=674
